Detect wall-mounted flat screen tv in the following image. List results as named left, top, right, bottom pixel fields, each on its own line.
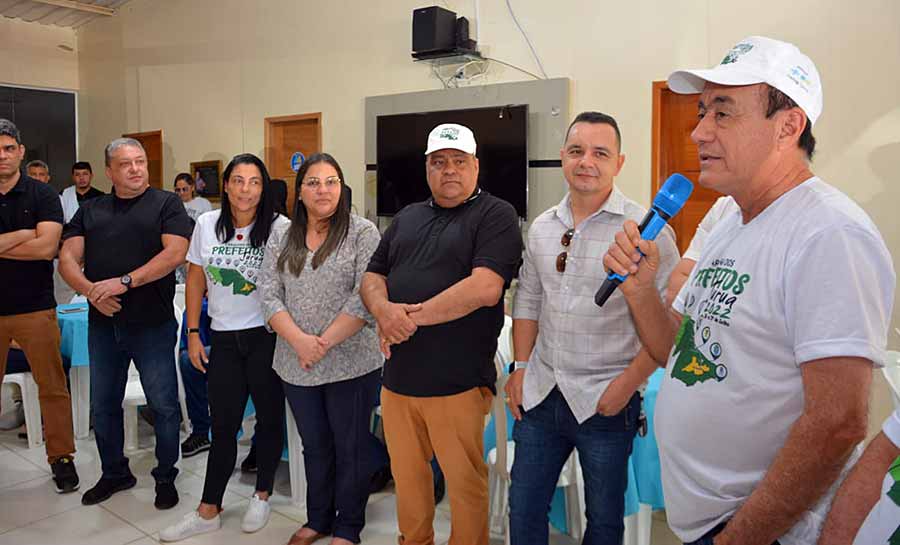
left=376, top=104, right=528, bottom=218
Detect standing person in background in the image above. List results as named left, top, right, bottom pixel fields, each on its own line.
left=26, top=159, right=51, bottom=184
left=270, top=178, right=288, bottom=216
left=260, top=153, right=385, bottom=545
left=0, top=118, right=79, bottom=494
left=174, top=172, right=212, bottom=221
left=60, top=161, right=104, bottom=223
left=160, top=154, right=288, bottom=542
left=59, top=138, right=192, bottom=509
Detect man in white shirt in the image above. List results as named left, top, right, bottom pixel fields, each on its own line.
left=603, top=36, right=895, bottom=545
left=819, top=409, right=900, bottom=545
left=506, top=111, right=679, bottom=544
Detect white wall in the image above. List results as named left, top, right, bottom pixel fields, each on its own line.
left=0, top=17, right=78, bottom=90
left=73, top=0, right=900, bottom=343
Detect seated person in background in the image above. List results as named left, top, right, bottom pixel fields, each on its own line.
left=818, top=409, right=900, bottom=545
left=177, top=297, right=212, bottom=457
left=174, top=172, right=212, bottom=221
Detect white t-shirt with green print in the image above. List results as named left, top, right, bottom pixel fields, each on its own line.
left=656, top=177, right=896, bottom=545
left=853, top=409, right=900, bottom=545
left=187, top=209, right=290, bottom=332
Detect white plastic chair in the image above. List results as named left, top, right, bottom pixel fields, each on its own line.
left=881, top=350, right=900, bottom=410
left=2, top=372, right=43, bottom=448
left=123, top=301, right=190, bottom=451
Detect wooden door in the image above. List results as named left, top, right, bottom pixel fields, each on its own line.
left=264, top=113, right=322, bottom=213
left=123, top=130, right=163, bottom=190
left=651, top=82, right=722, bottom=255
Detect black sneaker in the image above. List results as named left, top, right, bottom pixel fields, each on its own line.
left=81, top=474, right=137, bottom=505
left=180, top=433, right=211, bottom=458
left=240, top=445, right=257, bottom=473
left=154, top=481, right=179, bottom=510
left=50, top=456, right=80, bottom=494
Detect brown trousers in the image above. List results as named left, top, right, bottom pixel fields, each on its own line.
left=0, top=309, right=75, bottom=463
left=381, top=385, right=493, bottom=545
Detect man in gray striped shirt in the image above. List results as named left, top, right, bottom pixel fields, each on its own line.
left=505, top=111, right=679, bottom=545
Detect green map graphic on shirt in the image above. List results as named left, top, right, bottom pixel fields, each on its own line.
left=206, top=265, right=256, bottom=296
left=888, top=455, right=900, bottom=544
left=671, top=315, right=728, bottom=387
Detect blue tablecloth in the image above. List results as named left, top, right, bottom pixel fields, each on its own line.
left=57, top=303, right=89, bottom=367
left=483, top=368, right=665, bottom=532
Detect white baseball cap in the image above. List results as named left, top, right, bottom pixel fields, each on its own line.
left=424, top=123, right=477, bottom=156
left=668, top=36, right=823, bottom=125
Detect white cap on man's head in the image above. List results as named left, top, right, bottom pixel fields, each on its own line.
left=668, top=36, right=823, bottom=125
left=425, top=123, right=477, bottom=155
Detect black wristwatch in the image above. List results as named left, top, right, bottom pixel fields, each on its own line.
left=188, top=328, right=201, bottom=335
left=120, top=274, right=132, bottom=290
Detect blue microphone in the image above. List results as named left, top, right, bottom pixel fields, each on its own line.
left=594, top=173, right=694, bottom=307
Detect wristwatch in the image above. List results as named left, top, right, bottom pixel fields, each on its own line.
left=188, top=328, right=201, bottom=335
left=120, top=274, right=132, bottom=290
left=508, top=361, right=528, bottom=373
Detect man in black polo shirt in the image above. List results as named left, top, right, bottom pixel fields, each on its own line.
left=0, top=118, right=79, bottom=493
left=60, top=137, right=192, bottom=509
left=362, top=123, right=522, bottom=545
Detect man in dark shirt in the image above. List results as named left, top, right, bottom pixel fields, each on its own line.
left=60, top=137, right=192, bottom=510
left=0, top=118, right=80, bottom=494
left=25, top=159, right=51, bottom=183
left=362, top=123, right=522, bottom=545
left=60, top=161, right=104, bottom=223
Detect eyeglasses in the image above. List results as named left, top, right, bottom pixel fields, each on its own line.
left=556, top=228, right=574, bottom=273
left=302, top=176, right=341, bottom=190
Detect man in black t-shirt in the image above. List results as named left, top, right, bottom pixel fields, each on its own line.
left=362, top=123, right=522, bottom=545
left=0, top=118, right=80, bottom=494
left=60, top=138, right=192, bottom=510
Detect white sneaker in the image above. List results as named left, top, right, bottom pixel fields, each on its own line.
left=159, top=511, right=221, bottom=542
left=241, top=494, right=271, bottom=533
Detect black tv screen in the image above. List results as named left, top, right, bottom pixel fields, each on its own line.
left=376, top=105, right=528, bottom=218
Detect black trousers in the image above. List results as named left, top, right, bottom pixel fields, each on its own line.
left=201, top=327, right=285, bottom=507
left=283, top=369, right=384, bottom=544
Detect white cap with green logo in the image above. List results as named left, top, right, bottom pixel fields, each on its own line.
left=425, top=123, right=477, bottom=156
left=668, top=36, right=823, bottom=126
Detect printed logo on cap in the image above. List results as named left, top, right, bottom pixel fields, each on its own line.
left=720, top=42, right=754, bottom=65
left=439, top=127, right=460, bottom=141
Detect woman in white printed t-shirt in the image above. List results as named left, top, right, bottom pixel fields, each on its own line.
left=160, top=154, right=290, bottom=542
left=174, top=172, right=213, bottom=221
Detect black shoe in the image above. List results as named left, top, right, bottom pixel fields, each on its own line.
left=369, top=466, right=393, bottom=494
left=51, top=456, right=80, bottom=494
left=240, top=445, right=257, bottom=473
left=154, top=481, right=179, bottom=510
left=81, top=475, right=137, bottom=505
left=180, top=433, right=211, bottom=458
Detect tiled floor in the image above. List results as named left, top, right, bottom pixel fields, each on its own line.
left=0, top=419, right=682, bottom=545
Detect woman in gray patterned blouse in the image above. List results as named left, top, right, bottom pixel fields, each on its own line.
left=259, top=152, right=384, bottom=545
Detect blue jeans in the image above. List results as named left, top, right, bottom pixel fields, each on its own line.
left=89, top=318, right=181, bottom=484
left=509, top=387, right=640, bottom=545
left=179, top=347, right=211, bottom=437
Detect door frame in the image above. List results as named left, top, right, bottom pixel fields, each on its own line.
left=650, top=80, right=668, bottom=196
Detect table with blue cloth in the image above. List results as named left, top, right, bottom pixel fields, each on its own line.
left=57, top=302, right=90, bottom=438
left=483, top=368, right=665, bottom=534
